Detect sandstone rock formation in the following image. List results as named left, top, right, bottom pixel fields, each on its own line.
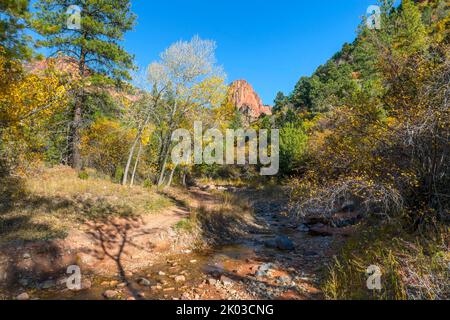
left=228, top=80, right=272, bottom=121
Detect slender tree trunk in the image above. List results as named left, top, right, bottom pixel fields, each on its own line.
left=130, top=142, right=143, bottom=187
left=167, top=164, right=177, bottom=187
left=124, top=96, right=156, bottom=185
left=157, top=150, right=169, bottom=187
left=123, top=135, right=139, bottom=185
left=156, top=130, right=170, bottom=186
left=157, top=100, right=178, bottom=186
left=71, top=48, right=86, bottom=171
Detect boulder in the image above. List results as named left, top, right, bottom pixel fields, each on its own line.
left=137, top=278, right=151, bottom=286
left=308, top=224, right=333, bottom=237
left=255, top=263, right=276, bottom=278
left=16, top=292, right=30, bottom=300
left=264, top=239, right=278, bottom=249
left=264, top=236, right=295, bottom=250
left=220, top=275, right=233, bottom=286
left=103, top=290, right=118, bottom=299
left=40, top=279, right=56, bottom=289
left=277, top=275, right=292, bottom=285
left=275, top=236, right=295, bottom=251
left=297, top=224, right=310, bottom=232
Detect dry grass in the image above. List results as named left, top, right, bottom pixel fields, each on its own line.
left=211, top=190, right=253, bottom=213
left=193, top=191, right=257, bottom=247
left=196, top=177, right=247, bottom=188
left=0, top=166, right=173, bottom=244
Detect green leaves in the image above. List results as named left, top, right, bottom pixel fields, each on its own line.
left=0, top=0, right=32, bottom=59
left=279, top=122, right=307, bottom=176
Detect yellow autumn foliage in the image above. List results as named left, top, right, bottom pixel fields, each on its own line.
left=0, top=49, right=68, bottom=172
left=80, top=117, right=135, bottom=176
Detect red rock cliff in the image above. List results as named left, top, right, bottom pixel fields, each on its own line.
left=228, top=80, right=272, bottom=120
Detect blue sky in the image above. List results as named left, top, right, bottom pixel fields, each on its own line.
left=126, top=0, right=380, bottom=105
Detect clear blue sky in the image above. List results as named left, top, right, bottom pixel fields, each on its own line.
left=126, top=0, right=380, bottom=105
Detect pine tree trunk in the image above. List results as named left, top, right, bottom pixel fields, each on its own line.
left=71, top=49, right=86, bottom=171
left=71, top=97, right=83, bottom=170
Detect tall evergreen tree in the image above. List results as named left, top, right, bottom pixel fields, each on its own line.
left=273, top=91, right=289, bottom=112
left=0, top=0, right=31, bottom=59
left=290, top=76, right=312, bottom=111
left=32, top=0, right=136, bottom=170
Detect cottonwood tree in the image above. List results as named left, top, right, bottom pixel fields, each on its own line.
left=0, top=53, right=67, bottom=171
left=135, top=36, right=227, bottom=186
left=122, top=65, right=168, bottom=186
left=32, top=0, right=136, bottom=170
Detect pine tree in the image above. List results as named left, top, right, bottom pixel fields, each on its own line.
left=290, top=76, right=313, bottom=111
left=32, top=0, right=136, bottom=170
left=394, top=0, right=428, bottom=55
left=273, top=91, right=289, bottom=112
left=0, top=0, right=31, bottom=59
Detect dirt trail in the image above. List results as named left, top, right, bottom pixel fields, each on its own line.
left=1, top=187, right=343, bottom=300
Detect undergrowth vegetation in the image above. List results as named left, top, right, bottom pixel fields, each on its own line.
left=323, top=224, right=449, bottom=300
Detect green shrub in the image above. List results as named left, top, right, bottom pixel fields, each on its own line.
left=113, top=166, right=124, bottom=183
left=78, top=171, right=89, bottom=180
left=279, top=123, right=308, bottom=175
left=143, top=179, right=153, bottom=188
left=174, top=218, right=194, bottom=232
